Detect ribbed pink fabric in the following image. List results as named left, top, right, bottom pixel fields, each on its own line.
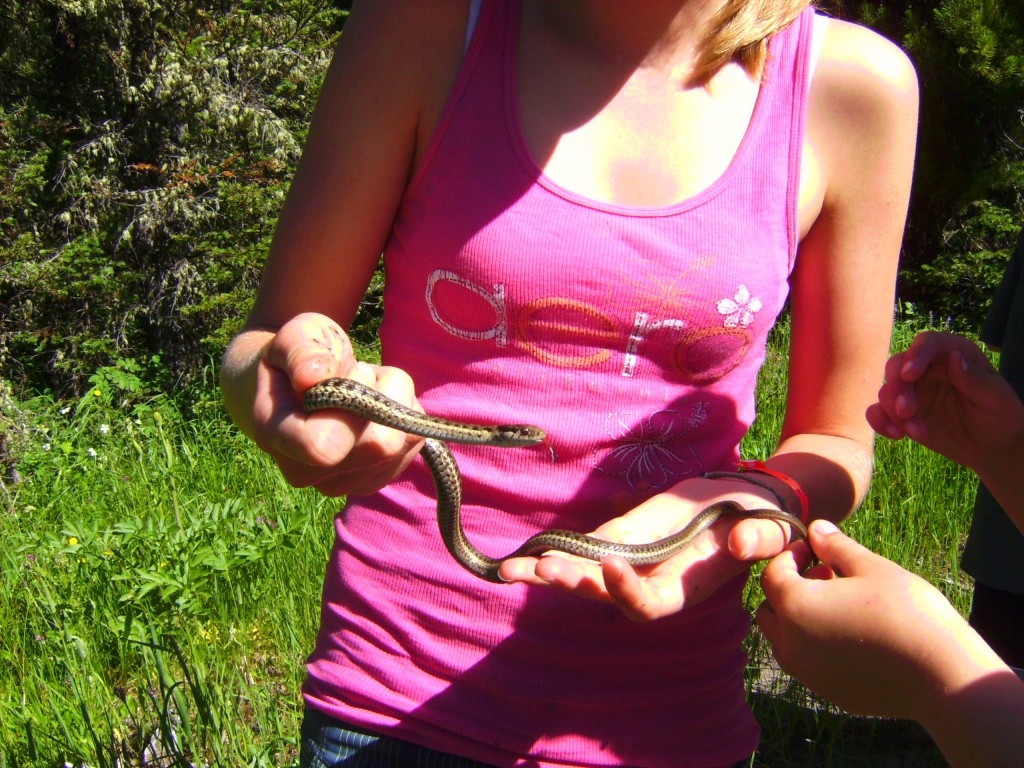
left=304, top=3, right=814, bottom=766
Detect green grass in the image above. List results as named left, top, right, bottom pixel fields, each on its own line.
left=0, top=319, right=976, bottom=767
left=1, top=381, right=338, bottom=766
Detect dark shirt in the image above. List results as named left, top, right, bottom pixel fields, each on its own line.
left=960, top=229, right=1024, bottom=592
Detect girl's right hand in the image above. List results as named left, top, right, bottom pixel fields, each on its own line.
left=251, top=312, right=424, bottom=497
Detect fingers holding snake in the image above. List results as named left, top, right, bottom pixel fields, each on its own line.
left=505, top=500, right=803, bottom=617
left=253, top=316, right=425, bottom=496
left=299, top=366, right=425, bottom=496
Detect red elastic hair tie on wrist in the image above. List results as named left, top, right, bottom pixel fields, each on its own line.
left=738, top=459, right=810, bottom=524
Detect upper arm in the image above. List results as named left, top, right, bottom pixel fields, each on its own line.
left=783, top=19, right=919, bottom=448
left=247, top=0, right=469, bottom=332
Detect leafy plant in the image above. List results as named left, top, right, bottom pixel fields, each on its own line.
left=0, top=0, right=346, bottom=395
left=2, top=361, right=336, bottom=764
left=845, top=0, right=1024, bottom=328
left=903, top=199, right=1020, bottom=328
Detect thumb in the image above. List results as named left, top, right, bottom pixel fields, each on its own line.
left=267, top=313, right=356, bottom=393
left=808, top=520, right=875, bottom=578
left=945, top=349, right=1004, bottom=409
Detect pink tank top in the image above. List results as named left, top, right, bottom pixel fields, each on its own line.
left=304, top=3, right=814, bottom=766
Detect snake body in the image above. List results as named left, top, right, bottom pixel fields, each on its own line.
left=304, top=377, right=546, bottom=447
left=304, top=377, right=808, bottom=583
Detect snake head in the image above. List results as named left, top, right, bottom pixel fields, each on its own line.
left=493, top=424, right=547, bottom=447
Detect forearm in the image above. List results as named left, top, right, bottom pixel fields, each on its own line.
left=918, top=635, right=1024, bottom=768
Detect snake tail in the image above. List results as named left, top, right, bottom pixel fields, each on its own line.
left=421, top=439, right=808, bottom=584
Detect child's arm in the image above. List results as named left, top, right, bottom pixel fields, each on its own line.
left=757, top=521, right=1024, bottom=768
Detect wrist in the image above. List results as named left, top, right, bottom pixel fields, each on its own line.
left=682, top=474, right=779, bottom=507
left=687, top=474, right=790, bottom=522
left=738, top=459, right=809, bottom=523
left=914, top=620, right=1013, bottom=726
left=703, top=461, right=808, bottom=523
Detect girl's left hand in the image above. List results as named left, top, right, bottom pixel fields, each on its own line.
left=498, top=477, right=800, bottom=620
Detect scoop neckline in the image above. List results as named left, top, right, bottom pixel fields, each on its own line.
left=503, top=0, right=773, bottom=218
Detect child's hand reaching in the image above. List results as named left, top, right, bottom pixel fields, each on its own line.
left=757, top=520, right=1024, bottom=768
left=866, top=331, right=1024, bottom=475
left=757, top=520, right=986, bottom=718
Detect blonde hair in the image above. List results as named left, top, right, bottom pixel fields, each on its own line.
left=691, top=0, right=814, bottom=84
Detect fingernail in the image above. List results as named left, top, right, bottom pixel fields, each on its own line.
left=879, top=424, right=902, bottom=440
left=811, top=519, right=839, bottom=536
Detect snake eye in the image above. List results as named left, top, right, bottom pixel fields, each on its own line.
left=493, top=425, right=546, bottom=446
left=515, top=426, right=546, bottom=444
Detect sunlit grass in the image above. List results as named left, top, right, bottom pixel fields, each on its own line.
left=1, top=381, right=337, bottom=766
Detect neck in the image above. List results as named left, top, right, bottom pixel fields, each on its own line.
left=530, top=0, right=730, bottom=70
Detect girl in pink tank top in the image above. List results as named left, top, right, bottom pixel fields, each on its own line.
left=221, top=1, right=918, bottom=766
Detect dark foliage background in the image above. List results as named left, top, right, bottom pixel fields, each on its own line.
left=0, top=0, right=347, bottom=397
left=0, top=0, right=1021, bottom=397
left=847, top=0, right=1024, bottom=322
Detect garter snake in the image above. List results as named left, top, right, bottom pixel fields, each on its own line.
left=304, top=377, right=808, bottom=583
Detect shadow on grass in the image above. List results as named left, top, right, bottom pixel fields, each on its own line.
left=747, top=676, right=946, bottom=767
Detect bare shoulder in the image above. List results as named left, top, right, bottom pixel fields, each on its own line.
left=803, top=16, right=919, bottom=209
left=811, top=17, right=919, bottom=118
left=329, top=0, right=470, bottom=105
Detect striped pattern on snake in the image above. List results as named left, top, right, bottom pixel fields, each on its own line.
left=303, top=377, right=808, bottom=583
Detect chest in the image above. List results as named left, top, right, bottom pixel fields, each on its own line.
left=518, top=52, right=760, bottom=208
left=509, top=4, right=824, bottom=233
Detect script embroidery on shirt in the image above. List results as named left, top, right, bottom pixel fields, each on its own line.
left=622, top=312, right=686, bottom=378
left=426, top=269, right=508, bottom=346
left=423, top=267, right=757, bottom=384
left=675, top=326, right=752, bottom=384
left=516, top=297, right=618, bottom=368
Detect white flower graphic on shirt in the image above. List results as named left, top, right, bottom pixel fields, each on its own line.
left=595, top=404, right=708, bottom=491
left=717, top=285, right=762, bottom=328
